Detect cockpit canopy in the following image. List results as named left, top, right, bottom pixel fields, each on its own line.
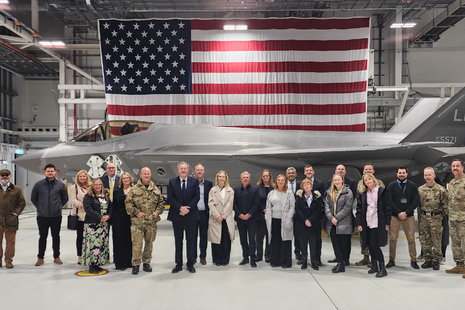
left=72, top=120, right=154, bottom=142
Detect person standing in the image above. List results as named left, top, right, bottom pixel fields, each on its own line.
left=418, top=167, right=448, bottom=271
left=286, top=167, right=301, bottom=262
left=101, top=162, right=119, bottom=202
left=234, top=171, right=260, bottom=268
left=256, top=169, right=274, bottom=263
left=324, top=173, right=353, bottom=273
left=0, top=169, right=26, bottom=269
left=112, top=172, right=134, bottom=271
left=266, top=174, right=295, bottom=268
left=69, top=170, right=92, bottom=265
left=445, top=159, right=465, bottom=276
left=208, top=170, right=235, bottom=266
left=194, top=164, right=213, bottom=265
left=126, top=168, right=165, bottom=275
left=168, top=162, right=200, bottom=274
left=31, top=164, right=68, bottom=266
left=356, top=173, right=391, bottom=278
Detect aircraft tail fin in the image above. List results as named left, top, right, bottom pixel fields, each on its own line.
left=400, top=87, right=465, bottom=147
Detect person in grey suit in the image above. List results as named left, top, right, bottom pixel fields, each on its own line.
left=100, top=162, right=119, bottom=202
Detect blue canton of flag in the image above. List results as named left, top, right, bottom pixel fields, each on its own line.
left=99, top=19, right=192, bottom=95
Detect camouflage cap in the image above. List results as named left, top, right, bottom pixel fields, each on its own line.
left=0, top=169, right=11, bottom=175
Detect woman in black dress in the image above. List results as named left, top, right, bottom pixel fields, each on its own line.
left=256, top=169, right=274, bottom=263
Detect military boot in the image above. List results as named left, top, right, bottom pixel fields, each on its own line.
left=421, top=261, right=433, bottom=269
left=446, top=261, right=465, bottom=274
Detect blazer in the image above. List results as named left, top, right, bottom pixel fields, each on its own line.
left=199, top=179, right=213, bottom=213
left=208, top=186, right=235, bottom=244
left=356, top=187, right=392, bottom=247
left=233, top=184, right=260, bottom=223
left=101, top=174, right=120, bottom=191
left=295, top=190, right=323, bottom=235
left=167, top=176, right=200, bottom=223
left=83, top=189, right=113, bottom=224
left=69, top=183, right=87, bottom=221
left=265, top=189, right=295, bottom=242
left=324, top=185, right=354, bottom=235
left=257, top=184, right=273, bottom=221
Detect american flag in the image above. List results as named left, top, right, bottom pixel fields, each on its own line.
left=99, top=18, right=370, bottom=131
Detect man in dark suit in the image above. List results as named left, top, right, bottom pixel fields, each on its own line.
left=194, top=164, right=213, bottom=265
left=234, top=171, right=260, bottom=268
left=168, top=161, right=200, bottom=273
left=100, top=162, right=119, bottom=202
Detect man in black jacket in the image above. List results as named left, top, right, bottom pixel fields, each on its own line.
left=234, top=171, right=260, bottom=268
left=386, top=166, right=420, bottom=269
left=31, top=164, right=69, bottom=266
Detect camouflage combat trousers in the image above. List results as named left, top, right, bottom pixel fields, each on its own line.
left=450, top=220, right=465, bottom=263
left=419, top=214, right=443, bottom=262
left=131, top=224, right=157, bottom=266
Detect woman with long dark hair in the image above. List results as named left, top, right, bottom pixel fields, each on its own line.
left=256, top=169, right=274, bottom=263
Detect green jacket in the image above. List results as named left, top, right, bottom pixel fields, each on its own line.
left=125, top=180, right=164, bottom=228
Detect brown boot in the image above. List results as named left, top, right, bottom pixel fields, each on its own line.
left=54, top=257, right=63, bottom=265
left=6, top=262, right=14, bottom=269
left=356, top=255, right=370, bottom=266
left=445, top=261, right=465, bottom=274
left=35, top=258, right=44, bottom=266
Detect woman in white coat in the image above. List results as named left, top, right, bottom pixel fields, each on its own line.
left=208, top=170, right=235, bottom=266
left=266, top=174, right=295, bottom=268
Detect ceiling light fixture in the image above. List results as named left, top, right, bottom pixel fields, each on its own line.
left=390, top=22, right=416, bottom=28
left=39, top=40, right=66, bottom=47
left=223, top=24, right=248, bottom=31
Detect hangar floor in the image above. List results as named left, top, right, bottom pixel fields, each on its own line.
left=1, top=206, right=463, bottom=310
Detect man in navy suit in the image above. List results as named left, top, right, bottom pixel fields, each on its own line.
left=168, top=162, right=200, bottom=273
left=234, top=171, right=260, bottom=268
left=100, top=162, right=119, bottom=202
left=194, top=164, right=213, bottom=265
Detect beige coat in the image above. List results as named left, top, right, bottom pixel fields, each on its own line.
left=69, top=183, right=87, bottom=221
left=208, top=186, right=235, bottom=244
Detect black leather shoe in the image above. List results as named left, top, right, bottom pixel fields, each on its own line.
left=411, top=261, right=419, bottom=269
left=376, top=262, right=387, bottom=278
left=316, top=259, right=322, bottom=267
left=215, top=262, right=222, bottom=266
left=270, top=263, right=281, bottom=267
left=250, top=259, right=257, bottom=268
left=143, top=263, right=152, bottom=272
left=421, top=261, right=433, bottom=269
left=432, top=262, right=440, bottom=270
left=255, top=258, right=263, bottom=262
left=239, top=257, right=249, bottom=265
left=89, top=265, right=99, bottom=274
left=265, top=257, right=271, bottom=263
left=386, top=260, right=395, bottom=268
left=310, top=263, right=319, bottom=271
left=332, top=262, right=345, bottom=273
left=344, top=260, right=350, bottom=266
left=171, top=265, right=182, bottom=273
left=132, top=265, right=140, bottom=275
left=301, top=262, right=308, bottom=270
left=187, top=266, right=196, bottom=273
left=327, top=258, right=337, bottom=263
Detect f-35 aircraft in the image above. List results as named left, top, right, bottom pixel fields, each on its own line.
left=13, top=87, right=465, bottom=187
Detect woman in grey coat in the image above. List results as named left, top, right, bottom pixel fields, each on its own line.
left=325, top=173, right=354, bottom=273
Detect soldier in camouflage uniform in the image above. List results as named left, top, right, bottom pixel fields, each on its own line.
left=418, top=167, right=448, bottom=270
left=445, top=159, right=465, bottom=276
left=126, top=167, right=165, bottom=275
left=355, top=164, right=385, bottom=267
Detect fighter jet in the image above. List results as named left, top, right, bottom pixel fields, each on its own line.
left=13, top=87, right=465, bottom=187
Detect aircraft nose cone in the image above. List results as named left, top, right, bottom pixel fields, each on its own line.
left=12, top=149, right=47, bottom=175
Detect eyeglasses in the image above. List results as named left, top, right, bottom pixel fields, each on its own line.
left=1, top=174, right=10, bottom=177
left=107, top=167, right=116, bottom=170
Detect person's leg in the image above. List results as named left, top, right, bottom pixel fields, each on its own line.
left=50, top=216, right=62, bottom=259
left=388, top=216, right=401, bottom=261
left=36, top=217, right=49, bottom=259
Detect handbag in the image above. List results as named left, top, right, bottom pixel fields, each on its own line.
left=67, top=203, right=79, bottom=230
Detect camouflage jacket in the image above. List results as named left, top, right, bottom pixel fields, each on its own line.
left=448, top=175, right=465, bottom=221
left=125, top=179, right=165, bottom=227
left=418, top=183, right=448, bottom=216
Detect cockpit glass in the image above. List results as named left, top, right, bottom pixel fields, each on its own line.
left=72, top=121, right=153, bottom=142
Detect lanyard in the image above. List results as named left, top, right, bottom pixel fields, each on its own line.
left=397, top=180, right=407, bottom=196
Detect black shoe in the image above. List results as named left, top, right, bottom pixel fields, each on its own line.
left=386, top=260, right=395, bottom=268
left=250, top=259, right=257, bottom=268
left=116, top=267, right=127, bottom=271
left=432, top=262, right=440, bottom=270
left=143, top=263, right=152, bottom=272
left=265, top=257, right=271, bottom=263
left=411, top=261, right=419, bottom=269
left=368, top=260, right=379, bottom=274
left=270, top=263, right=281, bottom=268
left=310, top=263, right=319, bottom=271
left=222, top=263, right=229, bottom=266
left=215, top=263, right=222, bottom=266
left=376, top=262, right=387, bottom=278
left=316, top=259, right=322, bottom=267
left=327, top=258, right=337, bottom=263
left=171, top=265, right=182, bottom=273
left=344, top=260, right=350, bottom=266
left=89, top=265, right=99, bottom=274
left=301, top=262, right=308, bottom=270
left=239, top=257, right=249, bottom=265
left=187, top=265, right=196, bottom=273
left=332, top=262, right=345, bottom=273
left=295, top=254, right=303, bottom=261
left=281, top=265, right=292, bottom=269
left=255, top=258, right=263, bottom=262
left=95, top=265, right=103, bottom=272
left=132, top=265, right=140, bottom=275
left=421, top=261, right=433, bottom=269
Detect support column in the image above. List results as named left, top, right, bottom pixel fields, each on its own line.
left=59, top=62, right=67, bottom=143
left=394, top=9, right=403, bottom=92
left=31, top=0, right=39, bottom=31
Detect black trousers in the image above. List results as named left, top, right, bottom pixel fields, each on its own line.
left=297, top=231, right=319, bottom=264
left=270, top=218, right=292, bottom=267
left=37, top=216, right=62, bottom=259
left=329, top=226, right=351, bottom=263
left=256, top=219, right=270, bottom=260
left=76, top=220, right=84, bottom=256
left=211, top=221, right=231, bottom=265
left=366, top=227, right=384, bottom=264
left=112, top=218, right=133, bottom=269
left=172, top=219, right=197, bottom=267
left=237, top=219, right=257, bottom=259
left=293, top=219, right=301, bottom=258
left=197, top=210, right=209, bottom=259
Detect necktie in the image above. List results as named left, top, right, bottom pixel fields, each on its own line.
left=182, top=179, right=186, bottom=194
left=291, top=182, right=294, bottom=194
left=109, top=178, right=114, bottom=202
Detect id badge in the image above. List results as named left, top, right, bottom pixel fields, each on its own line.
left=401, top=198, right=407, bottom=204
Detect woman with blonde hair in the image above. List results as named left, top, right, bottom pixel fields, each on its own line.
left=69, top=169, right=92, bottom=265
left=356, top=173, right=392, bottom=278
left=324, top=173, right=354, bottom=273
left=266, top=174, right=295, bottom=268
left=112, top=172, right=134, bottom=271
left=208, top=170, right=235, bottom=266
left=256, top=169, right=274, bottom=263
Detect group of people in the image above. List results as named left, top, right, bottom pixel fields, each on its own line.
left=1, top=159, right=464, bottom=280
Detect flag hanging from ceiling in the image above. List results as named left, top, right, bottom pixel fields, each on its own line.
left=98, top=18, right=370, bottom=131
